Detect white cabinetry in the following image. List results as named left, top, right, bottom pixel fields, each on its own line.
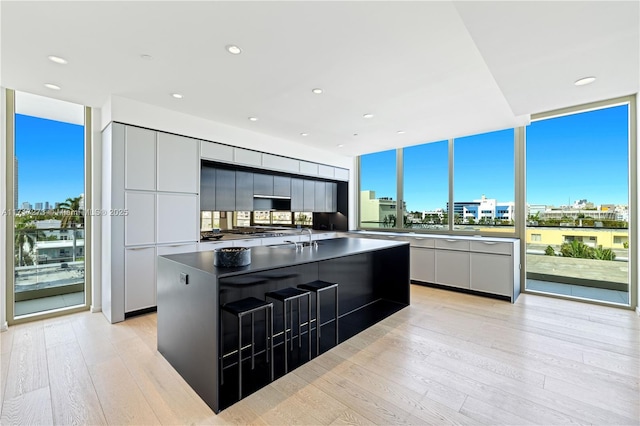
left=157, top=243, right=198, bottom=256
left=125, top=192, right=156, bottom=246
left=410, top=246, right=435, bottom=283
left=157, top=132, right=199, bottom=193
left=469, top=241, right=516, bottom=297
left=124, top=126, right=156, bottom=191
left=125, top=247, right=156, bottom=312
left=201, top=141, right=233, bottom=162
left=435, top=250, right=470, bottom=289
left=157, top=193, right=198, bottom=244
left=102, top=123, right=200, bottom=322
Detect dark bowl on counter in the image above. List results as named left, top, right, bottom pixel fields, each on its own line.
left=213, top=247, right=251, bottom=267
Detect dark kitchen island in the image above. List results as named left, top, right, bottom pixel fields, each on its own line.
left=157, top=237, right=410, bottom=413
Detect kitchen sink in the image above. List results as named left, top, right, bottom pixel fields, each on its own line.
left=266, top=242, right=322, bottom=249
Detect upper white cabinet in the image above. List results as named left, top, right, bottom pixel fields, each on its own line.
left=334, top=168, right=349, bottom=181
left=262, top=154, right=299, bottom=174
left=318, top=164, right=334, bottom=179
left=157, top=132, right=199, bottom=193
left=299, top=161, right=319, bottom=176
left=125, top=192, right=156, bottom=246
left=201, top=141, right=233, bottom=162
left=157, top=193, right=198, bottom=244
left=234, top=148, right=262, bottom=167
left=125, top=126, right=156, bottom=191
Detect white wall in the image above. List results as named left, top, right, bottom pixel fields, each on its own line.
left=90, top=108, right=102, bottom=313
left=108, top=96, right=352, bottom=171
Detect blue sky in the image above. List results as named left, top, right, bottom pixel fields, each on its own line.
left=15, top=114, right=84, bottom=207
left=361, top=104, right=629, bottom=212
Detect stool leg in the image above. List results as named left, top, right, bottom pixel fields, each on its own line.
left=237, top=314, right=243, bottom=401
left=316, top=291, right=321, bottom=356
left=283, top=300, right=288, bottom=373
left=335, top=286, right=339, bottom=345
left=307, top=293, right=311, bottom=361
left=251, top=312, right=255, bottom=370
left=269, top=305, right=274, bottom=381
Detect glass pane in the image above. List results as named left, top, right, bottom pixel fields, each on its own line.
left=402, top=141, right=448, bottom=230
left=526, top=104, right=629, bottom=305
left=360, top=149, right=397, bottom=228
left=453, top=129, right=515, bottom=232
left=14, top=93, right=85, bottom=317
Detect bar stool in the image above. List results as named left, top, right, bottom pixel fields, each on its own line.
left=265, top=287, right=311, bottom=373
left=221, top=297, right=274, bottom=401
left=298, top=280, right=339, bottom=355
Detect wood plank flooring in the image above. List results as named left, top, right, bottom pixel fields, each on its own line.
left=0, top=285, right=638, bottom=425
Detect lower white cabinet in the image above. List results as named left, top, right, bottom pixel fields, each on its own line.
left=198, top=241, right=234, bottom=252
left=435, top=250, right=470, bottom=289
left=410, top=247, right=435, bottom=283
left=470, top=252, right=512, bottom=297
left=125, top=247, right=156, bottom=312
left=233, top=238, right=264, bottom=248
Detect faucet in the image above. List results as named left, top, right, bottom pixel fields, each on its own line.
left=284, top=240, right=300, bottom=250
left=302, top=228, right=317, bottom=248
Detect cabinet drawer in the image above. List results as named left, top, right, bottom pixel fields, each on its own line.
left=410, top=237, right=435, bottom=248
left=157, top=243, right=198, bottom=256
left=470, top=241, right=512, bottom=255
left=435, top=239, right=469, bottom=251
left=198, top=241, right=234, bottom=252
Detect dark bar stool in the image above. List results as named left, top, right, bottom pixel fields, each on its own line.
left=265, top=287, right=311, bottom=373
left=298, top=280, right=339, bottom=355
left=221, top=297, right=274, bottom=401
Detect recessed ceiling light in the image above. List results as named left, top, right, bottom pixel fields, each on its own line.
left=171, top=93, right=183, bottom=99
left=574, top=76, right=596, bottom=86
left=44, top=83, right=61, bottom=90
left=248, top=117, right=258, bottom=122
left=226, top=44, right=242, bottom=55
left=363, top=113, right=374, bottom=119
left=48, top=55, right=67, bottom=64
left=337, top=144, right=344, bottom=148
left=312, top=88, right=323, bottom=94
left=300, top=133, right=309, bottom=136
left=397, top=130, right=406, bottom=134
left=140, top=54, right=153, bottom=60
left=353, top=133, right=358, bottom=136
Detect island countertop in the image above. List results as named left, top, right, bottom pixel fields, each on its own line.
left=160, top=237, right=408, bottom=277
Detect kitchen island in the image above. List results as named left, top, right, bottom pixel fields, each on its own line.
left=157, top=237, right=410, bottom=413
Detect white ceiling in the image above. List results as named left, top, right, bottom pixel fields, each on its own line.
left=1, top=1, right=638, bottom=157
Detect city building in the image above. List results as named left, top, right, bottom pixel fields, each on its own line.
left=20, top=201, right=31, bottom=210
left=359, top=190, right=404, bottom=227
left=34, top=202, right=42, bottom=210
left=448, top=195, right=515, bottom=223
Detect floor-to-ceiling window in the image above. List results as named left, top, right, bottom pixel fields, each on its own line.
left=359, top=149, right=397, bottom=228
left=402, top=141, right=449, bottom=230
left=8, top=90, right=89, bottom=320
left=525, top=102, right=630, bottom=305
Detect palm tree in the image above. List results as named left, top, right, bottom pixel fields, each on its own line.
left=15, top=222, right=43, bottom=266
left=59, top=196, right=84, bottom=262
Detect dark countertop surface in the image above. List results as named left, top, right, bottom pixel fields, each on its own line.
left=160, top=237, right=408, bottom=278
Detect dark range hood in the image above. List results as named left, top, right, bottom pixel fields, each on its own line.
left=253, top=195, right=291, bottom=211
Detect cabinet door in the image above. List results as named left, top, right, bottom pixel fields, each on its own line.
left=157, top=193, right=198, bottom=244
left=435, top=250, right=470, bottom=289
left=253, top=173, right=274, bottom=196
left=273, top=176, right=291, bottom=197
left=232, top=238, right=263, bottom=248
left=157, top=132, right=199, bottom=193
left=410, top=247, right=435, bottom=283
left=198, top=241, right=234, bottom=252
left=325, top=182, right=337, bottom=212
left=314, top=181, right=327, bottom=213
left=200, top=165, right=216, bottom=211
left=125, top=247, right=156, bottom=312
left=303, top=180, right=315, bottom=211
left=470, top=253, right=512, bottom=297
left=125, top=126, right=156, bottom=191
left=215, top=169, right=236, bottom=211
left=125, top=192, right=156, bottom=246
left=291, top=178, right=304, bottom=211
left=235, top=171, right=254, bottom=211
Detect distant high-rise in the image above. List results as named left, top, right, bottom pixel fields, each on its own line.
left=35, top=202, right=43, bottom=210
left=21, top=201, right=31, bottom=210
left=45, top=201, right=50, bottom=210
left=14, top=157, right=18, bottom=209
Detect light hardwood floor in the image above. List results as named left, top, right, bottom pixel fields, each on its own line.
left=1, top=285, right=639, bottom=425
